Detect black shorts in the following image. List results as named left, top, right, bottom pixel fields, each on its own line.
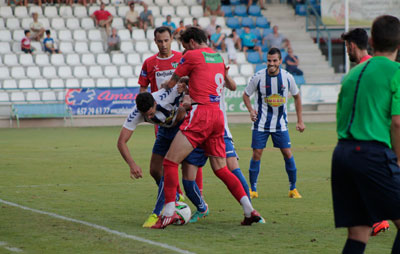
left=331, top=140, right=400, bottom=228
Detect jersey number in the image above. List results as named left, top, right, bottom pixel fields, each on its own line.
left=215, top=73, right=224, bottom=96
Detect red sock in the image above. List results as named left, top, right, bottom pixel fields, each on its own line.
left=177, top=184, right=183, bottom=196
left=163, top=158, right=179, bottom=203
left=214, top=166, right=247, bottom=203
left=195, top=167, right=203, bottom=195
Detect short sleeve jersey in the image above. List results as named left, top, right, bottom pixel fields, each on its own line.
left=245, top=68, right=299, bottom=132
left=21, top=37, right=31, bottom=49
left=123, top=86, right=182, bottom=131
left=174, top=48, right=225, bottom=105
left=139, top=51, right=182, bottom=93
left=240, top=32, right=256, bottom=47
left=125, top=10, right=139, bottom=23
left=94, top=10, right=111, bottom=21
left=43, top=37, right=54, bottom=48
left=337, top=56, right=400, bottom=148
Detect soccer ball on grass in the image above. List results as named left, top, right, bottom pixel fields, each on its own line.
left=174, top=202, right=191, bottom=225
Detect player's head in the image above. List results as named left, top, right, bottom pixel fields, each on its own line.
left=100, top=3, right=105, bottom=10
left=154, top=26, right=172, bottom=57
left=267, top=47, right=282, bottom=76
left=341, top=28, right=369, bottom=62
left=371, top=15, right=400, bottom=53
left=136, top=92, right=156, bottom=118
left=180, top=26, right=208, bottom=50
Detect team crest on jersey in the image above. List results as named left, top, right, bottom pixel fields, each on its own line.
left=153, top=65, right=160, bottom=71
left=265, top=94, right=286, bottom=107
left=171, top=62, right=178, bottom=68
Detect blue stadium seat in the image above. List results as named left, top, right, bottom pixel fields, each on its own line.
left=248, top=5, right=261, bottom=16
left=241, top=17, right=255, bottom=28
left=250, top=28, right=262, bottom=40
left=234, top=5, right=247, bottom=17
left=293, top=75, right=305, bottom=85
left=256, top=17, right=269, bottom=28
left=262, top=28, right=273, bottom=37
left=261, top=43, right=268, bottom=52
left=221, top=5, right=233, bottom=17
left=262, top=52, right=268, bottom=62
left=235, top=28, right=244, bottom=36
left=255, top=63, right=267, bottom=72
left=227, top=17, right=241, bottom=29
left=230, top=0, right=240, bottom=5
left=295, top=4, right=307, bottom=16
left=247, top=51, right=262, bottom=64
left=281, top=50, right=288, bottom=63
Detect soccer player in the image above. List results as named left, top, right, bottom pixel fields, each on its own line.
left=152, top=27, right=261, bottom=229
left=331, top=15, right=400, bottom=254
left=342, top=27, right=389, bottom=237
left=243, top=47, right=305, bottom=199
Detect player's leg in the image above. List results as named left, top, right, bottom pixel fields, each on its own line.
left=249, top=129, right=268, bottom=198
left=195, top=167, right=203, bottom=195
left=343, top=226, right=370, bottom=254
left=391, top=219, right=400, bottom=253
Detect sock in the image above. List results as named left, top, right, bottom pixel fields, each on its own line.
left=249, top=159, right=260, bottom=192
left=342, top=238, right=366, bottom=254
left=182, top=179, right=207, bottom=212
left=195, top=167, right=203, bottom=195
left=164, top=202, right=175, bottom=217
left=239, top=196, right=254, bottom=217
left=392, top=230, right=400, bottom=254
left=214, top=166, right=247, bottom=203
left=177, top=184, right=183, bottom=196
left=163, top=158, right=179, bottom=204
left=284, top=156, right=297, bottom=190
left=232, top=168, right=251, bottom=199
left=152, top=176, right=165, bottom=216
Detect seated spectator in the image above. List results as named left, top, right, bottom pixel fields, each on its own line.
left=192, top=18, right=202, bottom=28
left=174, top=20, right=186, bottom=39
left=240, top=26, right=262, bottom=58
left=247, top=0, right=266, bottom=11
left=7, top=0, right=27, bottom=6
left=162, top=15, right=177, bottom=34
left=107, top=28, right=121, bottom=53
left=263, top=25, right=289, bottom=50
left=205, top=16, right=217, bottom=38
left=125, top=2, right=140, bottom=33
left=43, top=30, right=61, bottom=54
left=210, top=25, right=226, bottom=52
left=21, top=30, right=34, bottom=54
left=139, top=3, right=154, bottom=31
left=91, top=3, right=113, bottom=35
left=30, top=12, right=45, bottom=41
left=225, top=34, right=237, bottom=64
left=231, top=29, right=241, bottom=50
left=203, top=0, right=224, bottom=17
left=284, top=47, right=303, bottom=75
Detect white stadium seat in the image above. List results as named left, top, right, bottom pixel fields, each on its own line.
left=42, top=66, right=58, bottom=78
left=135, top=41, right=149, bottom=53
left=171, top=40, right=180, bottom=51
left=155, top=0, right=168, bottom=6
left=127, top=53, right=141, bottom=65
left=170, top=0, right=183, bottom=6
left=51, top=18, right=65, bottom=30
left=216, top=17, right=226, bottom=27
left=50, top=78, right=65, bottom=88
left=198, top=17, right=210, bottom=27
left=236, top=52, right=247, bottom=64
left=148, top=6, right=160, bottom=17
left=75, top=41, right=89, bottom=53
left=44, top=6, right=59, bottom=18
left=58, top=66, right=73, bottom=79
left=4, top=54, right=18, bottom=66
left=0, top=30, right=12, bottom=42
left=66, top=18, right=80, bottom=30
left=104, top=66, right=119, bottom=78
left=117, top=6, right=129, bottom=17
left=31, top=41, right=42, bottom=53
left=89, top=66, right=103, bottom=78
left=34, top=79, right=48, bottom=88
left=73, top=30, right=88, bottom=41
left=81, top=18, right=95, bottom=29
left=0, top=67, right=10, bottom=79
left=97, top=53, right=111, bottom=65
left=0, top=92, right=9, bottom=102
left=6, top=18, right=21, bottom=30
left=233, top=76, right=246, bottom=85
left=50, top=54, right=65, bottom=66
left=29, top=6, right=43, bottom=16
left=66, top=78, right=79, bottom=88
left=3, top=79, right=17, bottom=89
left=11, top=92, right=25, bottom=102
left=58, top=30, right=73, bottom=41
left=190, top=6, right=203, bottom=18
left=112, top=53, right=126, bottom=65
left=58, top=90, right=65, bottom=101
left=21, top=18, right=33, bottom=30
left=111, top=78, right=126, bottom=87
left=126, top=77, right=139, bottom=87
left=0, top=18, right=3, bottom=29
left=154, top=17, right=164, bottom=28
left=105, top=6, right=117, bottom=16
left=88, top=6, right=98, bottom=16
left=184, top=0, right=196, bottom=4
left=118, top=29, right=131, bottom=41
left=0, top=42, right=11, bottom=54
left=26, top=66, right=42, bottom=79
left=176, top=6, right=189, bottom=17
left=81, top=78, right=95, bottom=88
left=88, top=30, right=102, bottom=41
left=74, top=6, right=88, bottom=18
left=150, top=43, right=158, bottom=53
left=26, top=91, right=41, bottom=102
left=141, top=52, right=153, bottom=62
left=0, top=7, right=13, bottom=18
left=59, top=6, right=73, bottom=17
left=112, top=17, right=124, bottom=29
left=134, top=65, right=141, bottom=76
left=89, top=41, right=104, bottom=53
left=38, top=18, right=50, bottom=28
left=228, top=64, right=239, bottom=76
left=11, top=66, right=26, bottom=79
left=161, top=6, right=174, bottom=17
left=59, top=41, right=74, bottom=54
left=19, top=79, right=33, bottom=89
left=132, top=29, right=145, bottom=40
left=66, top=54, right=81, bottom=66
left=120, top=41, right=134, bottom=53
left=81, top=53, right=95, bottom=65
left=73, top=66, right=88, bottom=78
left=15, top=6, right=28, bottom=18
left=42, top=91, right=56, bottom=101
left=240, top=64, right=254, bottom=76
left=119, top=65, right=134, bottom=78
left=96, top=78, right=111, bottom=87
left=146, top=29, right=155, bottom=40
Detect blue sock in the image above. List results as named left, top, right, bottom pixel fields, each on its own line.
left=182, top=179, right=206, bottom=212
left=152, top=176, right=165, bottom=216
left=249, top=159, right=260, bottom=192
left=232, top=168, right=251, bottom=200
left=284, top=156, right=297, bottom=190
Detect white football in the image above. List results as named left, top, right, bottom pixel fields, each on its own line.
left=174, top=202, right=191, bottom=225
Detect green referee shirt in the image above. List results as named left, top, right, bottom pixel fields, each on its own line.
left=337, top=56, right=400, bottom=148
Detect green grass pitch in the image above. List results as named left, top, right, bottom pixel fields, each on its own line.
left=0, top=123, right=396, bottom=253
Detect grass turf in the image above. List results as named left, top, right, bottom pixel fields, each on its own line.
left=0, top=123, right=396, bottom=253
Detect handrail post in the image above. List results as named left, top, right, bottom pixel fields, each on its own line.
left=328, top=32, right=332, bottom=67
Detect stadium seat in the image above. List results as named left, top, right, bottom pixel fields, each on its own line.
left=59, top=6, right=73, bottom=17
left=226, top=17, right=240, bottom=29
left=215, top=17, right=226, bottom=27
left=248, top=5, right=261, bottom=16
left=26, top=91, right=41, bottom=102
left=112, top=53, right=126, bottom=65
left=105, top=6, right=117, bottom=16
left=29, top=6, right=43, bottom=16
left=135, top=41, right=148, bottom=53
left=111, top=78, right=126, bottom=87
left=81, top=78, right=95, bottom=88
left=176, top=6, right=190, bottom=17
left=126, top=77, right=139, bottom=87
left=132, top=29, right=146, bottom=40
left=155, top=0, right=168, bottom=6
left=118, top=29, right=131, bottom=41
left=13, top=30, right=25, bottom=41
left=256, top=17, right=269, bottom=28
left=97, top=78, right=111, bottom=87
left=190, top=6, right=203, bottom=18
left=74, top=6, right=88, bottom=17
left=57, top=91, right=65, bottom=102
left=15, top=6, right=28, bottom=18
left=34, top=79, right=48, bottom=89
left=90, top=42, right=104, bottom=53
left=148, top=6, right=160, bottom=17
left=150, top=43, right=158, bottom=53
left=104, top=66, right=119, bottom=78
left=26, top=66, right=42, bottom=78
left=0, top=67, right=10, bottom=79
left=119, top=65, right=134, bottom=78
left=88, top=6, right=98, bottom=16
left=262, top=28, right=273, bottom=37
left=52, top=18, right=66, bottom=30
left=42, top=66, right=58, bottom=78
left=66, top=54, right=81, bottom=66
left=31, top=41, right=42, bottom=53
left=134, top=65, right=141, bottom=76
left=236, top=52, right=247, bottom=64
left=141, top=52, right=153, bottom=63
left=183, top=0, right=196, bottom=5
left=3, top=79, right=17, bottom=89
left=241, top=17, right=255, bottom=28
left=42, top=91, right=57, bottom=101
left=127, top=53, right=141, bottom=65
left=293, top=75, right=306, bottom=85
left=58, top=66, right=73, bottom=79
left=227, top=64, right=239, bottom=76
left=59, top=41, right=74, bottom=54
left=240, top=64, right=254, bottom=76
left=0, top=19, right=4, bottom=29
left=11, top=92, right=25, bottom=102
left=170, top=0, right=183, bottom=5
left=73, top=66, right=88, bottom=78
left=0, top=92, right=9, bottom=102
left=88, top=30, right=102, bottom=41
left=11, top=66, right=26, bottom=79
left=161, top=6, right=174, bottom=17
left=117, top=6, right=129, bottom=17
left=65, top=78, right=79, bottom=88
left=20, top=53, right=34, bottom=66
left=113, top=17, right=124, bottom=29
left=0, top=30, right=12, bottom=42
left=6, top=18, right=20, bottom=30
left=229, top=0, right=240, bottom=5
left=58, top=30, right=73, bottom=41
left=233, top=76, right=246, bottom=85
left=50, top=78, right=65, bottom=88
left=81, top=18, right=95, bottom=29
left=250, top=28, right=262, bottom=40
left=44, top=6, right=59, bottom=18
left=0, top=7, right=13, bottom=18
left=234, top=5, right=247, bottom=17
left=221, top=6, right=233, bottom=17
left=38, top=18, right=50, bottom=29
left=75, top=41, right=89, bottom=53
left=97, top=53, right=111, bottom=65
left=89, top=66, right=104, bottom=78
left=21, top=18, right=32, bottom=30
left=154, top=17, right=164, bottom=28
left=295, top=4, right=307, bottom=16
left=198, top=17, right=210, bottom=28
left=19, top=79, right=33, bottom=89
left=82, top=53, right=95, bottom=65
left=281, top=50, right=288, bottom=63
left=66, top=18, right=80, bottom=30
left=73, top=30, right=87, bottom=41
left=255, top=63, right=267, bottom=72
left=4, top=54, right=18, bottom=66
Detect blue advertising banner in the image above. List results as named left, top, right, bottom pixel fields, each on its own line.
left=65, top=88, right=140, bottom=115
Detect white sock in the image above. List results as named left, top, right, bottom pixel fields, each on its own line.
left=163, top=202, right=175, bottom=217
left=240, top=196, right=254, bottom=218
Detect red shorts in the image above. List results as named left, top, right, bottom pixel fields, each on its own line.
left=180, top=104, right=226, bottom=158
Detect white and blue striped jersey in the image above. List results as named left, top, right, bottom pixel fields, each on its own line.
left=220, top=87, right=233, bottom=140
left=244, top=68, right=299, bottom=132
left=123, top=86, right=183, bottom=131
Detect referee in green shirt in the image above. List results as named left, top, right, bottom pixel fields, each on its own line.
left=332, top=15, right=400, bottom=254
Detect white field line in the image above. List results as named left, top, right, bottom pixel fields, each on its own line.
left=0, top=241, right=23, bottom=252
left=0, top=198, right=195, bottom=254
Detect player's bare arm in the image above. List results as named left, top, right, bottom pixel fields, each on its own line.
left=162, top=73, right=181, bottom=90
left=243, top=92, right=257, bottom=122
left=139, top=86, right=148, bottom=93
left=293, top=93, right=305, bottom=132
left=391, top=115, right=400, bottom=166
left=117, top=127, right=143, bottom=179
left=224, top=65, right=237, bottom=91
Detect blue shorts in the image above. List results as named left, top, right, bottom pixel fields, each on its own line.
left=251, top=129, right=291, bottom=149
left=225, top=137, right=238, bottom=158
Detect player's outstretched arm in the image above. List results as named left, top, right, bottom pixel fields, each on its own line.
left=243, top=93, right=257, bottom=122
left=117, top=127, right=143, bottom=179
left=162, top=73, right=181, bottom=90
left=391, top=115, right=400, bottom=166
left=293, top=93, right=305, bottom=132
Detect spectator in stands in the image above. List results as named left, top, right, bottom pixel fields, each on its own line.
left=107, top=28, right=121, bottom=53
left=162, top=15, right=177, bottom=34
left=210, top=25, right=226, bottom=52
left=91, top=3, right=113, bottom=36
left=247, top=0, right=266, bottom=12
left=21, top=30, right=34, bottom=54
left=174, top=20, right=186, bottom=39
left=206, top=16, right=217, bottom=38
left=43, top=30, right=61, bottom=54
left=225, top=33, right=238, bottom=64
left=240, top=26, right=262, bottom=58
left=192, top=17, right=202, bottom=28
left=125, top=2, right=140, bottom=33
left=139, top=3, right=154, bottom=31
left=30, top=12, right=45, bottom=41
left=284, top=47, right=303, bottom=75
left=232, top=28, right=242, bottom=50
left=203, top=0, right=224, bottom=17
left=263, top=25, right=289, bottom=50
left=7, top=0, right=27, bottom=6
left=341, top=28, right=372, bottom=64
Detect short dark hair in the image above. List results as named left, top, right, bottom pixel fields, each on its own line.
left=371, top=15, right=400, bottom=53
left=154, top=26, right=172, bottom=37
left=341, top=28, right=369, bottom=50
left=46, top=30, right=51, bottom=35
left=129, top=2, right=134, bottom=6
left=24, top=30, right=30, bottom=35
left=268, top=47, right=282, bottom=59
left=216, top=25, right=221, bottom=29
left=180, top=26, right=207, bottom=44
left=136, top=92, right=155, bottom=113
